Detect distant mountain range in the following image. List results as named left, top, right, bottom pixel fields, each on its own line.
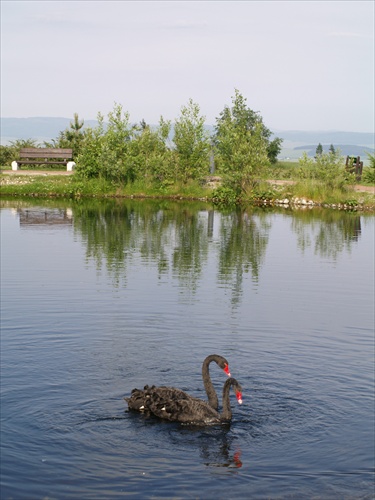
left=293, top=144, right=374, bottom=158
left=271, top=130, right=374, bottom=147
left=0, top=117, right=100, bottom=143
left=1, top=117, right=374, bottom=160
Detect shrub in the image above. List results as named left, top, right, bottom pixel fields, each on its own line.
left=211, top=185, right=239, bottom=206
left=214, top=90, right=271, bottom=193
left=297, top=150, right=353, bottom=189
left=362, top=153, right=375, bottom=184
left=173, top=99, right=211, bottom=183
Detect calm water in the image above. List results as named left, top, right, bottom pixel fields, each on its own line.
left=1, top=199, right=374, bottom=499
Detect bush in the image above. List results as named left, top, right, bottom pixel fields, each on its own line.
left=214, top=90, right=271, bottom=193
left=44, top=114, right=86, bottom=159
left=173, top=99, right=211, bottom=183
left=0, top=139, right=40, bottom=167
left=0, top=145, right=14, bottom=166
left=297, top=151, right=353, bottom=189
left=362, top=153, right=375, bottom=184
left=211, top=185, right=239, bottom=206
left=75, top=104, right=174, bottom=185
left=75, top=123, right=105, bottom=179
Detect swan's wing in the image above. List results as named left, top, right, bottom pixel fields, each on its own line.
left=125, top=385, right=191, bottom=411
left=145, top=386, right=191, bottom=401
left=146, top=394, right=220, bottom=424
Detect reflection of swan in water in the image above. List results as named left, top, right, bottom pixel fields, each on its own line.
left=170, top=425, right=243, bottom=468
left=202, top=445, right=242, bottom=468
left=125, top=354, right=231, bottom=412
left=146, top=378, right=243, bottom=425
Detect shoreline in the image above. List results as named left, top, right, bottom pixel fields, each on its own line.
left=2, top=170, right=374, bottom=194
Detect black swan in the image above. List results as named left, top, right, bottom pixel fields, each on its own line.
left=145, top=377, right=243, bottom=425
left=125, top=354, right=231, bottom=411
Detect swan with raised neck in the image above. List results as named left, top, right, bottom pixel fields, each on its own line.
left=146, top=377, right=243, bottom=425
left=125, top=354, right=231, bottom=411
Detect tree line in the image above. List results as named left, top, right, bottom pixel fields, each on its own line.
left=3, top=90, right=373, bottom=196
left=1, top=90, right=283, bottom=194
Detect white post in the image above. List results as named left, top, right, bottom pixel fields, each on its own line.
left=11, top=161, right=19, bottom=171
left=67, top=161, right=76, bottom=172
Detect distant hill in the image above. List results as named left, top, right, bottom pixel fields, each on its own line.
left=271, top=130, right=374, bottom=147
left=1, top=117, right=373, bottom=140
left=1, top=117, right=374, bottom=162
left=0, top=117, right=100, bottom=144
left=293, top=144, right=374, bottom=158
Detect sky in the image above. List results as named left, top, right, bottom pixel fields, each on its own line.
left=1, top=0, right=374, bottom=133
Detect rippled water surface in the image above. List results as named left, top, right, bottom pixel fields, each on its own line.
left=1, top=199, right=374, bottom=499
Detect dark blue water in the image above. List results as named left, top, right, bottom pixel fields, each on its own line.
left=1, top=200, right=374, bottom=499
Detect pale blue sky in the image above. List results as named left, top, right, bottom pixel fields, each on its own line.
left=1, top=0, right=374, bottom=132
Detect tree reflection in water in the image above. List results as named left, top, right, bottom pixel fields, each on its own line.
left=12, top=199, right=366, bottom=300
left=289, top=208, right=362, bottom=260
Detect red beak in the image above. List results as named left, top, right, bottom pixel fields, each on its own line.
left=224, top=364, right=231, bottom=377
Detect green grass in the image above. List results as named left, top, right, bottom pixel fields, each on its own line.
left=263, top=161, right=301, bottom=180
left=285, top=180, right=355, bottom=204
left=1, top=171, right=374, bottom=209
left=0, top=174, right=213, bottom=200
left=257, top=179, right=374, bottom=208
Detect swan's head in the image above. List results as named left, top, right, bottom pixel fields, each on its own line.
left=209, top=355, right=231, bottom=377
left=223, top=363, right=231, bottom=377
left=236, top=391, right=243, bottom=405
left=231, top=379, right=243, bottom=404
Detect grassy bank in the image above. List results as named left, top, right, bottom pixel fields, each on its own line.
left=1, top=170, right=374, bottom=210
left=0, top=173, right=212, bottom=201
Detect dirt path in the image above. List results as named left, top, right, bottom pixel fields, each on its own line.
left=1, top=170, right=73, bottom=176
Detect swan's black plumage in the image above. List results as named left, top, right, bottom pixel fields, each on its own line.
left=125, top=354, right=231, bottom=411
left=145, top=377, right=243, bottom=425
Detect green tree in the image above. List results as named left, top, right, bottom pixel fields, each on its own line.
left=0, top=138, right=40, bottom=166
left=75, top=113, right=105, bottom=179
left=0, top=145, right=13, bottom=166
left=267, top=136, right=283, bottom=164
left=316, top=143, right=323, bottom=157
left=362, top=152, right=375, bottom=183
left=45, top=113, right=85, bottom=158
left=298, top=150, right=350, bottom=189
left=173, top=99, right=211, bottom=183
left=100, top=103, right=134, bottom=182
left=329, top=144, right=336, bottom=155
left=214, top=89, right=270, bottom=193
left=129, top=117, right=173, bottom=184
left=76, top=104, right=172, bottom=184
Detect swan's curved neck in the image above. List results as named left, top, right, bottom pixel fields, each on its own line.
left=202, top=355, right=221, bottom=409
left=220, top=378, right=235, bottom=420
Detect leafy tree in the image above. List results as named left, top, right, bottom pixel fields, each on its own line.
left=100, top=103, right=134, bottom=182
left=76, top=104, right=173, bottom=184
left=214, top=89, right=270, bottom=193
left=45, top=113, right=85, bottom=158
left=173, top=99, right=211, bottom=183
left=298, top=150, right=351, bottom=188
left=129, top=117, right=173, bottom=184
left=75, top=114, right=105, bottom=179
left=0, top=138, right=40, bottom=166
left=267, top=136, right=283, bottom=164
left=316, top=143, right=323, bottom=157
left=362, top=152, right=375, bottom=183
left=139, top=119, right=148, bottom=131
left=0, top=145, right=13, bottom=166
left=329, top=144, right=336, bottom=155
left=9, top=138, right=40, bottom=148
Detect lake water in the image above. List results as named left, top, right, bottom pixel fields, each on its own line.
left=1, top=199, right=374, bottom=499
